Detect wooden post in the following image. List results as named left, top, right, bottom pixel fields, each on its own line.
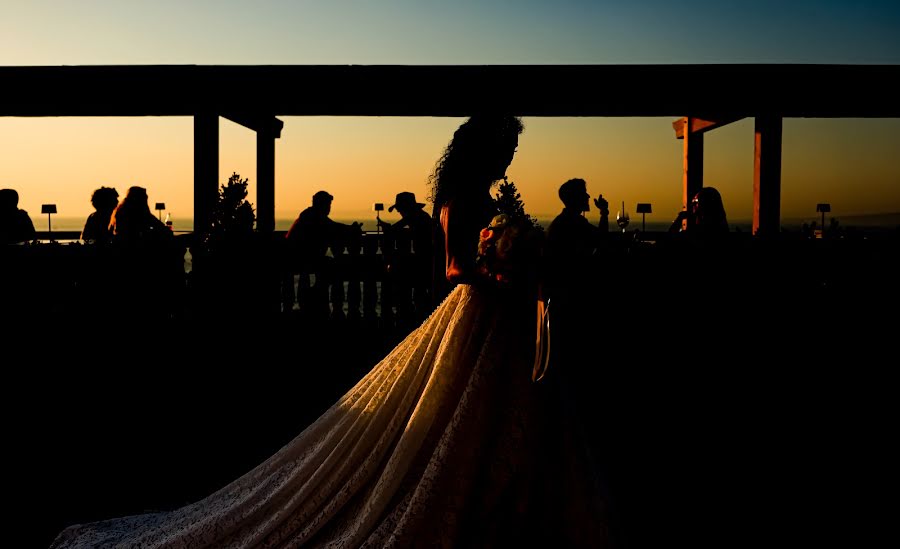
left=193, top=113, right=219, bottom=238
left=346, top=231, right=362, bottom=320
left=753, top=116, right=783, bottom=236
left=682, top=116, right=704, bottom=230
left=394, top=232, right=414, bottom=325
left=256, top=129, right=276, bottom=234
left=362, top=234, right=379, bottom=320
left=276, top=225, right=295, bottom=314
left=330, top=240, right=346, bottom=321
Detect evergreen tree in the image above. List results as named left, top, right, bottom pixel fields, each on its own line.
left=494, top=178, right=541, bottom=230
left=207, top=172, right=256, bottom=248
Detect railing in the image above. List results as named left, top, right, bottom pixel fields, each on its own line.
left=3, top=229, right=897, bottom=333
left=1, top=230, right=436, bottom=330
left=277, top=231, right=436, bottom=330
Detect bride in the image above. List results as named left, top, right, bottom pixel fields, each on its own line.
left=50, top=115, right=609, bottom=548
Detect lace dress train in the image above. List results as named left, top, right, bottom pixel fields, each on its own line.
left=51, top=284, right=607, bottom=548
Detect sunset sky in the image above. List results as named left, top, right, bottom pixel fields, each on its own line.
left=1, top=1, right=898, bottom=229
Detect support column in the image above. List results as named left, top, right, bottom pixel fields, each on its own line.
left=256, top=130, right=276, bottom=234
left=753, top=116, right=783, bottom=236
left=682, top=116, right=704, bottom=231
left=193, top=113, right=219, bottom=237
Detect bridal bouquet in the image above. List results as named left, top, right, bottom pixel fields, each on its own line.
left=475, top=214, right=541, bottom=285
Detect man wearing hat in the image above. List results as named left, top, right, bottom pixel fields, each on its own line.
left=378, top=191, right=434, bottom=317
left=387, top=191, right=425, bottom=215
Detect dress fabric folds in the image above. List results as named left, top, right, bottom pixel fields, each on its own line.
left=51, top=284, right=607, bottom=548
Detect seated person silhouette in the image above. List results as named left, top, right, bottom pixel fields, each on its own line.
left=81, top=186, right=119, bottom=244
left=666, top=185, right=732, bottom=327
left=109, top=186, right=171, bottom=244
left=285, top=190, right=361, bottom=315
left=377, top=191, right=434, bottom=317
left=669, top=186, right=729, bottom=238
left=0, top=188, right=36, bottom=245
left=107, top=186, right=178, bottom=321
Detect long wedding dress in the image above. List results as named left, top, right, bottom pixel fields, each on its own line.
left=51, top=205, right=608, bottom=548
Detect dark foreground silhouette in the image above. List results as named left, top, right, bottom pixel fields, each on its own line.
left=3, top=230, right=897, bottom=548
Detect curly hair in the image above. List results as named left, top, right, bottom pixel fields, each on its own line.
left=90, top=186, right=120, bottom=211
left=429, top=115, right=523, bottom=214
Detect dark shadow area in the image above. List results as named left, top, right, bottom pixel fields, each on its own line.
left=6, top=320, right=381, bottom=549
left=3, top=230, right=897, bottom=548
left=560, top=231, right=899, bottom=548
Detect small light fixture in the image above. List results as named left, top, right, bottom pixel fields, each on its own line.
left=636, top=203, right=652, bottom=232
left=41, top=204, right=57, bottom=240
left=155, top=202, right=166, bottom=221
left=816, top=203, right=831, bottom=236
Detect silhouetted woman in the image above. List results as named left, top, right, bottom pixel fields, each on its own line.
left=104, top=186, right=177, bottom=320
left=80, top=186, right=119, bottom=243
left=50, top=116, right=608, bottom=548
left=669, top=186, right=729, bottom=237
left=109, top=186, right=170, bottom=244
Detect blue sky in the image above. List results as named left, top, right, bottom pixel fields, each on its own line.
left=3, top=1, right=898, bottom=65
left=1, top=1, right=898, bottom=225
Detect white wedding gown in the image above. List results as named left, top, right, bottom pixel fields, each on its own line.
left=51, top=284, right=608, bottom=548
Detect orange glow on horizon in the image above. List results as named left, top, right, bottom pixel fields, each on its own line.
left=2, top=116, right=899, bottom=230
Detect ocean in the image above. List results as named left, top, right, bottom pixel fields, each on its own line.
left=43, top=216, right=720, bottom=234
left=36, top=212, right=900, bottom=236
left=43, top=216, right=392, bottom=233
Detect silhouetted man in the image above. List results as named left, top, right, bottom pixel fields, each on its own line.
left=286, top=191, right=360, bottom=315
left=543, top=178, right=610, bottom=446
left=0, top=188, right=36, bottom=245
left=378, top=191, right=434, bottom=316
left=544, top=178, right=608, bottom=303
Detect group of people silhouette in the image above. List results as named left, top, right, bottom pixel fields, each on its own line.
left=7, top=175, right=732, bottom=338
left=1, top=185, right=173, bottom=246
left=47, top=114, right=611, bottom=548
left=284, top=188, right=437, bottom=321
left=41, top=114, right=766, bottom=549
left=87, top=185, right=173, bottom=245
left=280, top=168, right=732, bottom=331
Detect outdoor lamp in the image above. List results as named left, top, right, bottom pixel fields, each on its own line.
left=816, top=203, right=831, bottom=234
left=636, top=203, right=652, bottom=232
left=41, top=204, right=57, bottom=240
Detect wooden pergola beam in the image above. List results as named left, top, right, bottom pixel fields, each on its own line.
left=682, top=117, right=705, bottom=231
left=753, top=116, right=783, bottom=236
left=2, top=65, right=898, bottom=118
left=222, top=113, right=284, bottom=138
left=673, top=116, right=745, bottom=139
left=193, top=114, right=218, bottom=238
left=3, top=64, right=897, bottom=237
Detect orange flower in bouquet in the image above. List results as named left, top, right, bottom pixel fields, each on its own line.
left=476, top=214, right=539, bottom=284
